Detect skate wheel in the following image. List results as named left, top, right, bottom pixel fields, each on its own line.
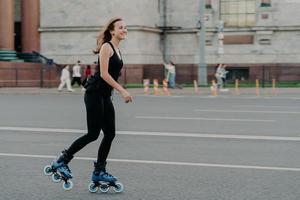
left=63, top=180, right=73, bottom=191
left=88, top=182, right=98, bottom=193
left=113, top=182, right=124, bottom=193
left=52, top=173, right=61, bottom=183
left=43, top=165, right=53, bottom=176
left=99, top=183, right=110, bottom=193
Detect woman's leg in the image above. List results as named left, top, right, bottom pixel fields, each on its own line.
left=217, top=76, right=222, bottom=89
left=222, top=78, right=226, bottom=88
left=66, top=93, right=103, bottom=156
left=96, top=97, right=116, bottom=169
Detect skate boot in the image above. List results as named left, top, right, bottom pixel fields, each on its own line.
left=88, top=161, right=124, bottom=193
left=43, top=150, right=74, bottom=190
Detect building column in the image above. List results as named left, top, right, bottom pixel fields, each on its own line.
left=0, top=0, right=19, bottom=61
left=21, top=0, right=40, bottom=53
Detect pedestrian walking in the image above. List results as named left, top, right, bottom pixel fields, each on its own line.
left=215, top=64, right=229, bottom=92
left=71, top=60, right=82, bottom=86
left=84, top=65, right=92, bottom=79
left=58, top=65, right=74, bottom=92
left=82, top=65, right=92, bottom=87
left=45, top=17, right=132, bottom=192
left=215, top=64, right=227, bottom=89
left=164, top=61, right=176, bottom=88
left=221, top=64, right=228, bottom=88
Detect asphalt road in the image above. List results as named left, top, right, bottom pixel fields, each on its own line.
left=0, top=92, right=299, bottom=200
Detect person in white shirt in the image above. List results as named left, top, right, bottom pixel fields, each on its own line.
left=71, top=60, right=82, bottom=86
left=220, top=64, right=228, bottom=88
left=58, top=65, right=74, bottom=92
left=215, top=64, right=228, bottom=89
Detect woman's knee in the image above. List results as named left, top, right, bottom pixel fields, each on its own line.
left=86, top=131, right=100, bottom=142
left=103, top=131, right=115, bottom=141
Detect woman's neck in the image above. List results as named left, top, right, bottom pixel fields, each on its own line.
left=110, top=38, right=120, bottom=48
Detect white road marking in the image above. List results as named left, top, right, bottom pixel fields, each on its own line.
left=0, top=126, right=299, bottom=141
left=232, top=105, right=299, bottom=109
left=121, top=131, right=300, bottom=141
left=0, top=152, right=299, bottom=172
left=135, top=116, right=275, bottom=122
left=0, top=126, right=84, bottom=133
left=195, top=109, right=300, bottom=114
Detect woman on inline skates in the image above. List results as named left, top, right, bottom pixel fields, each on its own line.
left=44, top=17, right=132, bottom=192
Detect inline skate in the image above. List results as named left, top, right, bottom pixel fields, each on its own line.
left=43, top=150, right=74, bottom=191
left=88, top=162, right=124, bottom=193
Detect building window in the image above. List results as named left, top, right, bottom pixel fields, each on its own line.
left=205, top=0, right=212, bottom=9
left=227, top=68, right=249, bottom=81
left=261, top=0, right=271, bottom=7
left=220, top=0, right=256, bottom=27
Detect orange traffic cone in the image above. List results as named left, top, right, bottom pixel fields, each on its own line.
left=162, top=79, right=171, bottom=96
left=235, top=79, right=240, bottom=95
left=153, top=79, right=160, bottom=96
left=193, top=80, right=199, bottom=94
left=272, top=78, right=277, bottom=95
left=143, top=79, right=150, bottom=95
left=256, top=79, right=260, bottom=97
left=210, top=80, right=218, bottom=96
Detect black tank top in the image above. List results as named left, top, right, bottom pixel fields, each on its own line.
left=95, top=42, right=123, bottom=97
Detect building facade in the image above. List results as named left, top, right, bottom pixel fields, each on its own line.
left=0, top=0, right=299, bottom=86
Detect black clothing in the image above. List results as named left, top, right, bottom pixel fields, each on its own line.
left=95, top=42, right=123, bottom=97
left=94, top=161, right=107, bottom=173
left=66, top=42, right=122, bottom=167
left=57, top=150, right=74, bottom=164
left=67, top=93, right=115, bottom=166
left=71, top=77, right=82, bottom=86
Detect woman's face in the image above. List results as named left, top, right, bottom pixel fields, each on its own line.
left=111, top=20, right=127, bottom=40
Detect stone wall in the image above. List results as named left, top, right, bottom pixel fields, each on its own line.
left=37, top=0, right=300, bottom=84
left=39, top=0, right=163, bottom=64
left=0, top=61, right=61, bottom=87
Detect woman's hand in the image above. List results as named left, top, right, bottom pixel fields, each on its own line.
left=121, top=90, right=133, bottom=103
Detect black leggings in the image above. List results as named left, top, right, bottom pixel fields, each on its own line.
left=67, top=92, right=115, bottom=167
left=71, top=77, right=82, bottom=86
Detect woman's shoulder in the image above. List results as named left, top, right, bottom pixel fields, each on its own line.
left=99, top=43, right=114, bottom=55
left=101, top=42, right=112, bottom=50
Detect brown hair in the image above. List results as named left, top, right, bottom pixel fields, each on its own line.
left=93, top=17, right=123, bottom=54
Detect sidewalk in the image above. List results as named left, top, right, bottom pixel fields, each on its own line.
left=0, top=87, right=298, bottom=97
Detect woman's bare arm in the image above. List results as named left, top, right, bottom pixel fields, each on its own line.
left=99, top=43, right=132, bottom=102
